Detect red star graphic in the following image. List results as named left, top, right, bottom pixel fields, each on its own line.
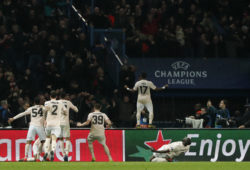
left=144, top=130, right=171, bottom=150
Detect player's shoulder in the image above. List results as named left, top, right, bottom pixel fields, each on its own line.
left=145, top=80, right=153, bottom=84
left=44, top=100, right=51, bottom=105
left=26, top=106, right=34, bottom=111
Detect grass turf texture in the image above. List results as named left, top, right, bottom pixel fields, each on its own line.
left=0, top=162, right=250, bottom=170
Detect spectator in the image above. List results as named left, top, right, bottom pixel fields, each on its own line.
left=207, top=100, right=217, bottom=128
left=117, top=95, right=134, bottom=127
left=238, top=103, right=250, bottom=128
left=215, top=99, right=230, bottom=128
left=0, top=100, right=12, bottom=127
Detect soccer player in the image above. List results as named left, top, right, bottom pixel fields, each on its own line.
left=43, top=91, right=67, bottom=161
left=150, top=137, right=191, bottom=162
left=125, top=72, right=168, bottom=128
left=8, top=97, right=47, bottom=161
left=58, top=92, right=78, bottom=161
left=77, top=103, right=112, bottom=162
left=32, top=137, right=52, bottom=161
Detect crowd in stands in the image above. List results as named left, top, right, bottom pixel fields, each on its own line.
left=76, top=0, right=250, bottom=58
left=0, top=0, right=250, bottom=128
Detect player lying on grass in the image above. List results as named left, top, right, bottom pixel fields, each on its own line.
left=150, top=137, right=191, bottom=162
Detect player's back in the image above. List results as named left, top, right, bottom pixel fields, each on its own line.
left=28, top=105, right=46, bottom=127
left=133, top=79, right=156, bottom=98
left=88, top=111, right=109, bottom=136
left=160, top=141, right=190, bottom=158
left=59, top=99, right=71, bottom=126
left=45, top=99, right=65, bottom=127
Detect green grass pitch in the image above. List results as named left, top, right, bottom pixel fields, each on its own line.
left=1, top=162, right=250, bottom=170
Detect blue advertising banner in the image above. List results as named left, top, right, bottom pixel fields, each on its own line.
left=129, top=58, right=250, bottom=89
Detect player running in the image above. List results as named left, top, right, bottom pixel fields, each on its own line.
left=58, top=92, right=78, bottom=161
left=150, top=137, right=191, bottom=162
left=125, top=72, right=168, bottom=128
left=43, top=91, right=67, bottom=161
left=8, top=97, right=47, bottom=161
left=77, top=103, right=112, bottom=162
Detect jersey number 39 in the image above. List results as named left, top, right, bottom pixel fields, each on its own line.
left=92, top=115, right=104, bottom=125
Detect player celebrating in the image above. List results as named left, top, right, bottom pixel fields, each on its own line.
left=125, top=72, right=168, bottom=128
left=150, top=137, right=191, bottom=162
left=77, top=103, right=112, bottom=162
left=8, top=97, right=47, bottom=161
left=58, top=92, right=78, bottom=161
left=43, top=91, right=67, bottom=161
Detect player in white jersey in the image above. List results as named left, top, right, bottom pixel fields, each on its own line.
left=125, top=72, right=168, bottom=128
left=150, top=137, right=191, bottom=162
left=58, top=92, right=78, bottom=161
left=43, top=91, right=67, bottom=161
left=77, top=103, right=112, bottom=162
left=8, top=97, right=47, bottom=161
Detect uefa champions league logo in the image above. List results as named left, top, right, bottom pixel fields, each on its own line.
left=171, top=61, right=190, bottom=70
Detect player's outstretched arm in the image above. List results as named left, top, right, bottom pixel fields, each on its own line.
left=105, top=119, right=112, bottom=128
left=77, top=120, right=91, bottom=127
left=8, top=110, right=31, bottom=124
left=124, top=85, right=136, bottom=92
left=154, top=84, right=168, bottom=91
left=69, top=101, right=79, bottom=113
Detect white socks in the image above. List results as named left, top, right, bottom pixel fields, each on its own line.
left=65, top=140, right=71, bottom=156
left=25, top=143, right=30, bottom=158
left=44, top=138, right=51, bottom=154
left=103, top=144, right=112, bottom=161
left=59, top=140, right=65, bottom=156
left=88, top=143, right=95, bottom=160
left=149, top=112, right=154, bottom=124
left=136, top=111, right=141, bottom=125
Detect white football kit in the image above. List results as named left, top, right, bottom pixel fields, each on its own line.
left=13, top=105, right=47, bottom=141
left=58, top=99, right=78, bottom=138
left=87, top=112, right=109, bottom=144
left=133, top=79, right=156, bottom=125
left=45, top=99, right=67, bottom=137
left=152, top=141, right=190, bottom=162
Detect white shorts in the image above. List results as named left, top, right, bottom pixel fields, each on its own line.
left=59, top=125, right=70, bottom=138
left=151, top=157, right=167, bottom=162
left=26, top=125, right=46, bottom=141
left=87, top=133, right=106, bottom=145
left=46, top=126, right=61, bottom=138
left=137, top=100, right=153, bottom=113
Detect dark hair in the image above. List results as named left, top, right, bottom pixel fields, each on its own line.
left=141, top=72, right=147, bottom=79
left=182, top=137, right=191, bottom=146
left=222, top=99, right=228, bottom=107
left=94, top=103, right=102, bottom=110
left=50, top=90, right=57, bottom=98
left=34, top=96, right=40, bottom=105
left=60, top=91, right=66, bottom=98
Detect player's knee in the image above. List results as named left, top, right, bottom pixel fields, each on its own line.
left=26, top=140, right=32, bottom=144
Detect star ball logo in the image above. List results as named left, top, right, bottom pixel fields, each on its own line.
left=129, top=130, right=172, bottom=161
left=144, top=130, right=171, bottom=150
